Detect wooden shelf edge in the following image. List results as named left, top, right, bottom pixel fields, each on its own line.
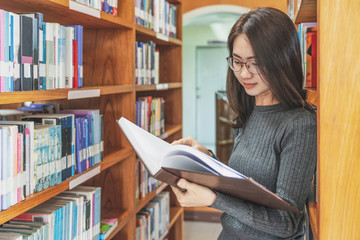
left=0, top=85, right=134, bottom=104
left=135, top=82, right=182, bottom=92
left=308, top=202, right=319, bottom=240
left=168, top=207, right=184, bottom=230
left=306, top=87, right=318, bottom=107
left=136, top=25, right=182, bottom=46
left=105, top=209, right=133, bottom=240
left=0, top=147, right=132, bottom=225
left=160, top=124, right=182, bottom=140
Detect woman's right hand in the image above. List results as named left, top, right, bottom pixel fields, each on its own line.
left=172, top=137, right=213, bottom=157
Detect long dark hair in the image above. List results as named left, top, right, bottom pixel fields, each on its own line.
left=226, top=7, right=313, bottom=128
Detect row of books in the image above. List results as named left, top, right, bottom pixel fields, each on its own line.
left=135, top=41, right=160, bottom=85
left=0, top=9, right=83, bottom=92
left=135, top=0, right=177, bottom=38
left=1, top=186, right=101, bottom=240
left=0, top=110, right=103, bottom=212
left=298, top=22, right=318, bottom=88
left=136, top=97, right=165, bottom=137
left=72, top=0, right=118, bottom=16
left=136, top=191, right=170, bottom=240
left=135, top=159, right=161, bottom=204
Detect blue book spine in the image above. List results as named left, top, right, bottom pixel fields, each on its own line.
left=80, top=117, right=86, bottom=171
left=55, top=125, right=62, bottom=185
left=49, top=126, right=56, bottom=187
left=72, top=203, right=78, bottom=240
left=86, top=115, right=93, bottom=167
left=70, top=115, right=75, bottom=177
left=75, top=118, right=82, bottom=173
left=4, top=12, right=10, bottom=92
left=83, top=117, right=89, bottom=169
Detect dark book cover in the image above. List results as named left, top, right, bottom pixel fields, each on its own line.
left=20, top=15, right=33, bottom=91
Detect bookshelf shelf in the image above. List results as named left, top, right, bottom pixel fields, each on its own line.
left=135, top=82, right=182, bottom=92
left=0, top=0, right=183, bottom=237
left=161, top=124, right=182, bottom=139
left=136, top=25, right=182, bottom=46
left=0, top=85, right=134, bottom=104
left=135, top=183, right=168, bottom=213
left=0, top=147, right=132, bottom=225
left=294, top=0, right=317, bottom=24
left=103, top=209, right=133, bottom=240
left=0, top=0, right=132, bottom=28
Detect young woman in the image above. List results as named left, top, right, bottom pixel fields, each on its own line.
left=171, top=7, right=317, bottom=239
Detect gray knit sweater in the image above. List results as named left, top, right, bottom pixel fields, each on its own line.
left=212, top=104, right=317, bottom=240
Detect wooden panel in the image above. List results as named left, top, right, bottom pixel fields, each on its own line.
left=319, top=0, right=360, bottom=239
left=158, top=45, right=182, bottom=83
left=84, top=28, right=134, bottom=86
left=183, top=0, right=288, bottom=14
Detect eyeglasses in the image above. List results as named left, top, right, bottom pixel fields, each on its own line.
left=226, top=57, right=259, bottom=75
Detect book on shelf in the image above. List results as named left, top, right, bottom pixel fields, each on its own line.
left=0, top=8, right=84, bottom=92
left=0, top=232, right=23, bottom=240
left=118, top=117, right=301, bottom=213
left=11, top=186, right=101, bottom=240
left=100, top=218, right=118, bottom=240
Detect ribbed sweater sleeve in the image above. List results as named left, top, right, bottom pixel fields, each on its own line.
left=211, top=106, right=317, bottom=239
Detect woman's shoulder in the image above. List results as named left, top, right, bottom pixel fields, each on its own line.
left=286, top=107, right=317, bottom=124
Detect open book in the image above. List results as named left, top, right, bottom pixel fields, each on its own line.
left=117, top=117, right=300, bottom=213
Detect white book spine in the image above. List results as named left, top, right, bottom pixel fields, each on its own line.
left=65, top=27, right=74, bottom=88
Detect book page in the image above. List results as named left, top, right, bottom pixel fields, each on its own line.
left=117, top=117, right=170, bottom=175
left=160, top=145, right=246, bottom=179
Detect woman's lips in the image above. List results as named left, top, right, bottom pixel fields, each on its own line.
left=243, top=83, right=257, bottom=89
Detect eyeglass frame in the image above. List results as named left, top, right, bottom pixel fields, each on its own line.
left=226, top=57, right=260, bottom=75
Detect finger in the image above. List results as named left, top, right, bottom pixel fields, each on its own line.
left=177, top=178, right=193, bottom=189
left=171, top=186, right=184, bottom=196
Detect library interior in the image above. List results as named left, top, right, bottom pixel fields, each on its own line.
left=0, top=0, right=359, bottom=239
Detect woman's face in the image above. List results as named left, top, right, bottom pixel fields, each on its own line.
left=232, top=34, right=278, bottom=106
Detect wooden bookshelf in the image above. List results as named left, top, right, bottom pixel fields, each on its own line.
left=0, top=0, right=183, bottom=239
left=294, top=0, right=317, bottom=24
left=306, top=88, right=318, bottom=107
left=296, top=0, right=360, bottom=239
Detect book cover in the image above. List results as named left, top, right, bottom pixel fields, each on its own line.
left=68, top=25, right=83, bottom=88
left=65, top=27, right=74, bottom=89
left=45, top=23, right=55, bottom=89
left=118, top=117, right=301, bottom=213
left=0, top=10, right=5, bottom=92
left=100, top=218, right=118, bottom=240
left=20, top=15, right=34, bottom=91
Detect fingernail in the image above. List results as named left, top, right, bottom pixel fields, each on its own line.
left=177, top=179, right=184, bottom=187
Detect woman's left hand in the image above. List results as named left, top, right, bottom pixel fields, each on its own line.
left=171, top=178, right=217, bottom=207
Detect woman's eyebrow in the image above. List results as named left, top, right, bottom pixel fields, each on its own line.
left=232, top=53, right=255, bottom=60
